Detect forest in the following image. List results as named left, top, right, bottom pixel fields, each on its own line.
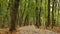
left=0, top=0, right=60, bottom=34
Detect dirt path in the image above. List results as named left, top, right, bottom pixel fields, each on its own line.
left=16, top=25, right=60, bottom=34
left=0, top=25, right=60, bottom=34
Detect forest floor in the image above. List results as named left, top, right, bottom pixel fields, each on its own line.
left=0, top=25, right=60, bottom=34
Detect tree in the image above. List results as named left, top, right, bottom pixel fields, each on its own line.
left=51, top=0, right=55, bottom=28
left=35, top=0, right=41, bottom=28
left=46, top=0, right=50, bottom=27
left=24, top=0, right=29, bottom=26
left=57, top=0, right=60, bottom=26
left=9, top=0, right=20, bottom=33
left=0, top=3, right=2, bottom=28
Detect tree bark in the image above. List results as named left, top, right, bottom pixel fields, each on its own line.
left=24, top=0, right=29, bottom=26
left=35, top=0, right=41, bottom=28
left=46, top=0, right=50, bottom=27
left=51, top=0, right=55, bottom=28
left=9, top=0, right=20, bottom=33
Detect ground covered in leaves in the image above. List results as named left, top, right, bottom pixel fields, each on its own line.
left=16, top=25, right=60, bottom=34
left=0, top=25, right=60, bottom=34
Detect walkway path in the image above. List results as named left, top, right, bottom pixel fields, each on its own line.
left=17, top=25, right=60, bottom=34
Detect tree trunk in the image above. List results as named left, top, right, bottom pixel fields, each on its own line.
left=46, top=0, right=50, bottom=27
left=35, top=0, right=41, bottom=28
left=52, top=0, right=55, bottom=28
left=23, top=0, right=29, bottom=26
left=9, top=0, right=20, bottom=33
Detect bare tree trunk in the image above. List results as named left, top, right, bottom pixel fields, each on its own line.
left=19, top=0, right=26, bottom=26
left=51, top=0, right=56, bottom=28
left=52, top=1, right=54, bottom=28
left=45, top=0, right=47, bottom=26
left=35, top=0, right=41, bottom=28
left=9, top=0, right=20, bottom=33
left=46, top=0, right=50, bottom=27
left=23, top=0, right=29, bottom=26
left=57, top=0, right=60, bottom=26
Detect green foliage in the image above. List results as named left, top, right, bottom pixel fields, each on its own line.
left=0, top=0, right=60, bottom=28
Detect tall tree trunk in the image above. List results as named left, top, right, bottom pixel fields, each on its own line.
left=57, top=0, right=60, bottom=26
left=24, top=0, right=29, bottom=26
left=0, top=2, right=3, bottom=28
left=46, top=0, right=50, bottom=27
left=52, top=0, right=55, bottom=28
left=54, top=0, right=57, bottom=25
left=9, top=0, right=20, bottom=33
left=35, top=0, right=41, bottom=28
left=45, top=0, right=48, bottom=26
left=19, top=0, right=26, bottom=26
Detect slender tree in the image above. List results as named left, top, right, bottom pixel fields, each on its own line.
left=57, top=0, right=60, bottom=26
left=52, top=0, right=55, bottom=28
left=45, top=0, right=48, bottom=26
left=24, top=0, right=29, bottom=26
left=9, top=0, right=20, bottom=33
left=35, top=0, right=41, bottom=28
left=46, top=0, right=50, bottom=27
left=0, top=3, right=2, bottom=28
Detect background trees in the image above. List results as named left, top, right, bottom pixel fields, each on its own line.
left=0, top=0, right=60, bottom=30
